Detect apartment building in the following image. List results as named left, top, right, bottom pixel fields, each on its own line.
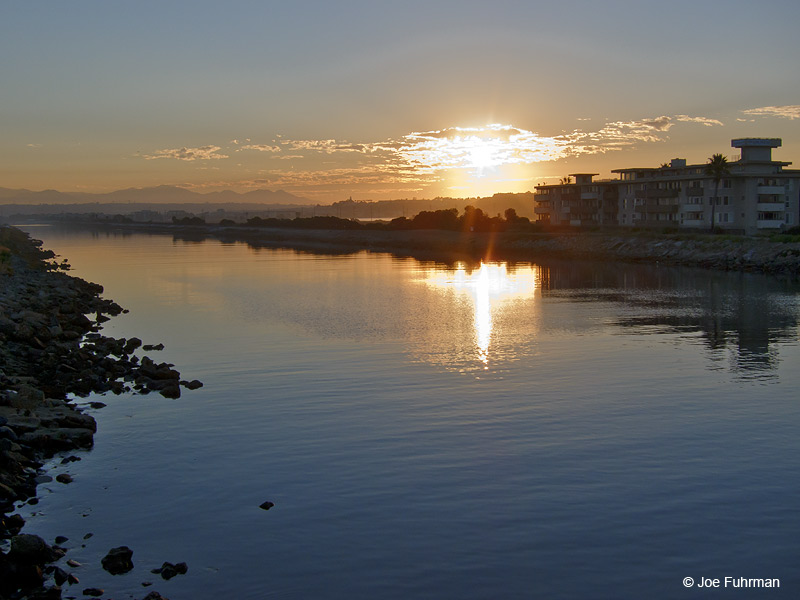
left=534, top=138, right=800, bottom=234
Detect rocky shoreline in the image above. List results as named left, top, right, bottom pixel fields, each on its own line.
left=47, top=221, right=800, bottom=277
left=0, top=226, right=200, bottom=600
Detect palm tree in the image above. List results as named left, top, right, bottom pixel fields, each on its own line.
left=705, top=153, right=730, bottom=233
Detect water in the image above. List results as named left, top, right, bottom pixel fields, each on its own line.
left=11, top=225, right=800, bottom=599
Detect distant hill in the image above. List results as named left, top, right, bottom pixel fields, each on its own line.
left=0, top=185, right=313, bottom=206
left=0, top=187, right=537, bottom=222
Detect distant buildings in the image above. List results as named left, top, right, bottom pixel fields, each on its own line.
left=534, top=138, right=799, bottom=234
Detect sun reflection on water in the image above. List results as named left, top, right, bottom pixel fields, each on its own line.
left=417, top=262, right=540, bottom=370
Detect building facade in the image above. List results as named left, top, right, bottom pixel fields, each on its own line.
left=534, top=138, right=800, bottom=234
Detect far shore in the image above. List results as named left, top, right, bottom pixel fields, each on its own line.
left=31, top=220, right=800, bottom=277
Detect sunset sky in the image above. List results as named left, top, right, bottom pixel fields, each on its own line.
left=2, top=1, right=800, bottom=203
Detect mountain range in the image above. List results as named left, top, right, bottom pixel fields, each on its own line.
left=0, top=185, right=313, bottom=205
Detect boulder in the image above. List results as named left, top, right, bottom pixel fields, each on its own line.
left=182, top=379, right=204, bottom=390
left=152, top=560, right=188, bottom=580
left=100, top=546, right=134, bottom=575
left=9, top=534, right=55, bottom=563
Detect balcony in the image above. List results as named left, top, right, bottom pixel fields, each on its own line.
left=681, top=220, right=707, bottom=228
left=634, top=189, right=680, bottom=200
left=580, top=191, right=599, bottom=200
left=757, top=219, right=784, bottom=229
left=534, top=205, right=551, bottom=214
left=757, top=185, right=785, bottom=195
left=635, top=202, right=679, bottom=214
left=686, top=187, right=705, bottom=197
left=756, top=202, right=785, bottom=212
left=681, top=204, right=705, bottom=213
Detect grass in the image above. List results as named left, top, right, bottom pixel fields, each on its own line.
left=769, top=234, right=800, bottom=243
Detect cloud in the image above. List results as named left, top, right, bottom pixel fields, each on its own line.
left=144, top=145, right=228, bottom=161
left=285, top=140, right=368, bottom=153
left=675, top=115, right=724, bottom=127
left=742, top=105, right=800, bottom=120
left=139, top=112, right=724, bottom=198
left=26, top=143, right=42, bottom=149
left=239, top=144, right=281, bottom=153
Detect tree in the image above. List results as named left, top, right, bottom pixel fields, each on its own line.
left=705, top=153, right=730, bottom=233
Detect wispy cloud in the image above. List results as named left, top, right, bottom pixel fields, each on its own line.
left=283, top=140, right=368, bottom=153
left=742, top=105, right=800, bottom=120
left=239, top=144, right=281, bottom=153
left=144, top=146, right=228, bottom=161
left=675, top=115, right=724, bottom=127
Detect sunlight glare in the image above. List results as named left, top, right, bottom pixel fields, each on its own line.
left=418, top=262, right=539, bottom=369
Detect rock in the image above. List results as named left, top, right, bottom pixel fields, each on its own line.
left=159, top=383, right=181, bottom=399
left=88, top=401, right=106, bottom=409
left=142, top=592, right=169, bottom=600
left=0, top=482, right=17, bottom=501
left=66, top=559, right=82, bottom=568
left=82, top=588, right=103, bottom=597
left=123, top=337, right=142, bottom=354
left=157, top=561, right=188, bottom=580
left=53, top=566, right=69, bottom=585
left=182, top=379, right=203, bottom=390
left=0, top=425, right=18, bottom=441
left=259, top=501, right=275, bottom=511
left=101, top=545, right=134, bottom=574
left=54, top=535, right=68, bottom=544
left=142, top=343, right=164, bottom=351
left=5, top=513, right=25, bottom=535
left=21, top=427, right=95, bottom=451
left=10, top=384, right=45, bottom=409
left=9, top=534, right=55, bottom=563
left=55, top=473, right=73, bottom=484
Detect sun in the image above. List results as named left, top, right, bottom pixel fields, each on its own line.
left=468, top=143, right=496, bottom=172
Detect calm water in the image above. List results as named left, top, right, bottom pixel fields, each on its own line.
left=11, top=225, right=800, bottom=599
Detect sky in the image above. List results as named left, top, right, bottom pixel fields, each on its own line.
left=2, top=0, right=800, bottom=203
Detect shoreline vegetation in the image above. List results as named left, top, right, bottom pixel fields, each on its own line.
left=0, top=226, right=199, bottom=600
left=46, top=208, right=800, bottom=276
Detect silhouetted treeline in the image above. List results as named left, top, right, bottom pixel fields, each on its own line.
left=325, top=192, right=536, bottom=220
left=238, top=206, right=540, bottom=233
